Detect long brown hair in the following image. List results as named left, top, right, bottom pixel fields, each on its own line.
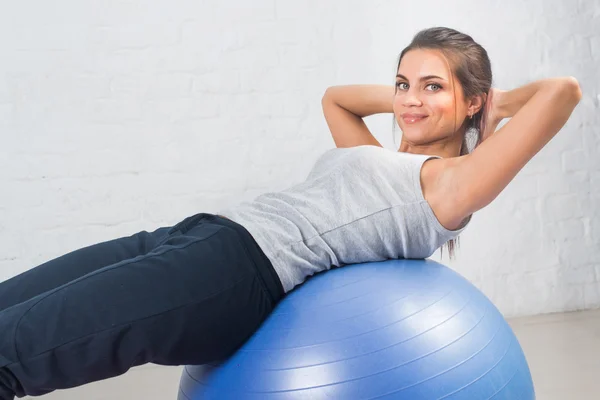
left=393, top=27, right=493, bottom=260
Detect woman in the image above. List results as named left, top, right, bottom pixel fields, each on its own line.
left=0, top=27, right=581, bottom=399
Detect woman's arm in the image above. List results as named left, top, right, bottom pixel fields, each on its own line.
left=321, top=85, right=394, bottom=148
left=449, top=77, right=582, bottom=217
left=495, top=80, right=555, bottom=120
left=483, top=80, right=569, bottom=141
left=323, top=85, right=395, bottom=117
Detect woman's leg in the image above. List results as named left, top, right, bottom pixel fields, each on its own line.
left=0, top=226, right=171, bottom=311
left=0, top=214, right=281, bottom=399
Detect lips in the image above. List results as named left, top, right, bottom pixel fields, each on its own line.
left=401, top=114, right=428, bottom=124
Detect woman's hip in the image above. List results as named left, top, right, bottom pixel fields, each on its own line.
left=170, top=213, right=285, bottom=305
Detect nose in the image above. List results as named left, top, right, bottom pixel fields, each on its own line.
left=402, top=88, right=422, bottom=107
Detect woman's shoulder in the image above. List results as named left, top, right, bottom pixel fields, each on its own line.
left=420, top=156, right=472, bottom=232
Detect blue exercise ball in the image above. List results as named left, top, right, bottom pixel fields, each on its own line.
left=178, top=259, right=535, bottom=399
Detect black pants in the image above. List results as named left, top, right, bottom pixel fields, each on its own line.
left=0, top=213, right=285, bottom=399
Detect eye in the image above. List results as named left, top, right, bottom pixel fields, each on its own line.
left=395, top=82, right=408, bottom=90
left=426, top=83, right=442, bottom=92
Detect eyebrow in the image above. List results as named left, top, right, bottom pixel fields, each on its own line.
left=396, top=74, right=446, bottom=82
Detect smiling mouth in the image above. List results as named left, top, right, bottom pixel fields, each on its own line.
left=402, top=116, right=428, bottom=124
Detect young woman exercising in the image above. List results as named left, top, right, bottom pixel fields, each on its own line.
left=0, top=27, right=581, bottom=398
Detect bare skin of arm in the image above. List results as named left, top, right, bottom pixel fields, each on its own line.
left=424, top=77, right=582, bottom=230
left=321, top=85, right=395, bottom=148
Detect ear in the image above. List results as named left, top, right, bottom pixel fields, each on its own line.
left=467, top=93, right=487, bottom=116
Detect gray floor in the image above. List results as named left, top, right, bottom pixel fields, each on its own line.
left=508, top=308, right=600, bottom=399
left=23, top=309, right=600, bottom=399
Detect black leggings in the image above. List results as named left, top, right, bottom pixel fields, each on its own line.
left=0, top=213, right=284, bottom=399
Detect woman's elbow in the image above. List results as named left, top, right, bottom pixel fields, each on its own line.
left=562, top=76, right=582, bottom=103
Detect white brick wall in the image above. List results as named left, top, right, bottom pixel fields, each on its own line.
left=0, top=0, right=597, bottom=318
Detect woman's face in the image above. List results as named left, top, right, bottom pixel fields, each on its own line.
left=393, top=49, right=469, bottom=145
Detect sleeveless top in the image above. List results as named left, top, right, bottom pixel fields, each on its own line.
left=218, top=145, right=471, bottom=293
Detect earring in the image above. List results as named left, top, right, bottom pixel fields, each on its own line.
left=468, top=113, right=473, bottom=119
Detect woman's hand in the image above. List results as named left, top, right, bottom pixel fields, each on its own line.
left=480, top=88, right=506, bottom=143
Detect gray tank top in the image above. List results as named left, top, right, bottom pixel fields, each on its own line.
left=218, top=145, right=471, bottom=293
